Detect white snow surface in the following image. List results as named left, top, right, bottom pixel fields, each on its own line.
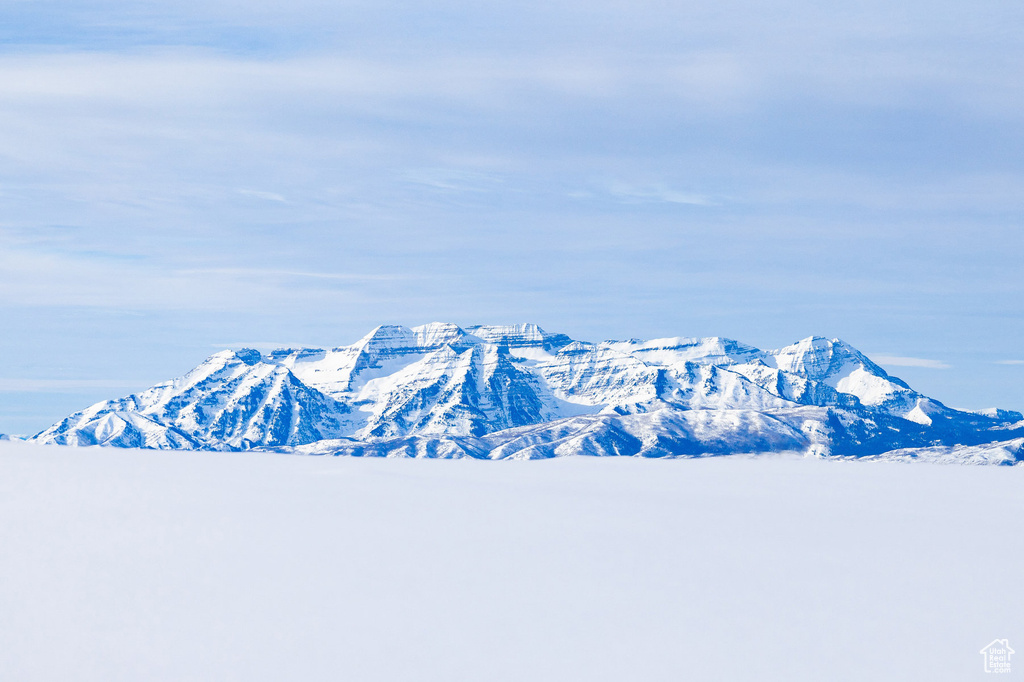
left=862, top=437, right=1024, bottom=464
left=1, top=439, right=1020, bottom=682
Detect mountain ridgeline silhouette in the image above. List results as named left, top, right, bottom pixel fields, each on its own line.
left=33, top=323, right=1024, bottom=463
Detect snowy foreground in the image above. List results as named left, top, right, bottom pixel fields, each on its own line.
left=1, top=441, right=1021, bottom=682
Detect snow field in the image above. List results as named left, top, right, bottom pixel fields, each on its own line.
left=0, top=440, right=1021, bottom=681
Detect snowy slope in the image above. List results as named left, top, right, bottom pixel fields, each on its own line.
left=35, top=349, right=356, bottom=449
left=32, top=323, right=1024, bottom=462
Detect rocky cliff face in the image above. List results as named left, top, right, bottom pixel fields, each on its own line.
left=32, top=323, right=1024, bottom=462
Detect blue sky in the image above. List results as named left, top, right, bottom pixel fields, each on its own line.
left=1, top=0, right=1023, bottom=433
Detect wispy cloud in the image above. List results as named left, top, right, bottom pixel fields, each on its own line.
left=238, top=189, right=287, bottom=202
left=175, top=268, right=403, bottom=282
left=995, top=360, right=1024, bottom=365
left=603, top=184, right=717, bottom=206
left=403, top=168, right=505, bottom=193
left=872, top=355, right=951, bottom=369
left=211, top=341, right=318, bottom=351
left=0, top=247, right=410, bottom=310
left=0, top=378, right=147, bottom=392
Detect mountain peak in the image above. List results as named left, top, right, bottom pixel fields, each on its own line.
left=234, top=348, right=263, bottom=366
left=410, top=322, right=471, bottom=348
left=355, top=324, right=416, bottom=348
left=465, top=323, right=573, bottom=351
left=771, top=336, right=860, bottom=379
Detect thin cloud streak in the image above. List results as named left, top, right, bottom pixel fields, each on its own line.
left=872, top=355, right=952, bottom=370
left=212, top=341, right=326, bottom=351
left=238, top=189, right=287, bottom=202
left=0, top=249, right=407, bottom=310
left=605, top=184, right=718, bottom=206
left=175, top=268, right=406, bottom=282
left=0, top=378, right=149, bottom=392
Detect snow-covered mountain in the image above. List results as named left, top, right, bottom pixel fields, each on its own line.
left=33, top=323, right=1024, bottom=462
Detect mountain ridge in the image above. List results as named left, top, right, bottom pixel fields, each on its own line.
left=32, top=323, right=1024, bottom=463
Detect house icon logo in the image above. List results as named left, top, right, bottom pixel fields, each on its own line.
left=980, top=639, right=1014, bottom=674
